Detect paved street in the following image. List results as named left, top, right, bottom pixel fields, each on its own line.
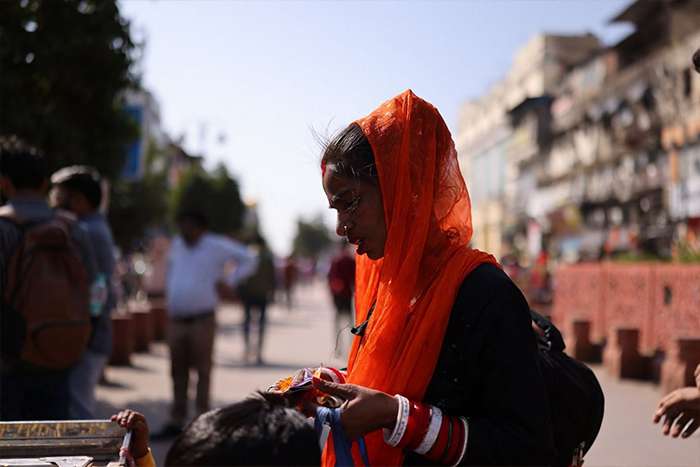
left=95, top=281, right=699, bottom=466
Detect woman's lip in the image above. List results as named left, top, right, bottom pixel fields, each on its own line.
left=348, top=236, right=362, bottom=245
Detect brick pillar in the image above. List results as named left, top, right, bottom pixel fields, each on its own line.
left=604, top=327, right=651, bottom=380
left=661, top=338, right=700, bottom=393
left=567, top=320, right=602, bottom=362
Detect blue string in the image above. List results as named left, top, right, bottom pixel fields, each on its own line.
left=316, top=406, right=370, bottom=467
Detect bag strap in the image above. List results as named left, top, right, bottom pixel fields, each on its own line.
left=316, top=407, right=369, bottom=467
left=530, top=308, right=566, bottom=352
left=0, top=205, right=21, bottom=225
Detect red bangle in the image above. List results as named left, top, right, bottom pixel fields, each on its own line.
left=399, top=401, right=431, bottom=450
left=445, top=417, right=465, bottom=465
left=424, top=414, right=450, bottom=461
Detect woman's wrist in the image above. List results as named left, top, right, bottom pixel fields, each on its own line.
left=380, top=392, right=400, bottom=429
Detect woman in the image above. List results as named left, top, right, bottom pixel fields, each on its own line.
left=314, top=90, right=555, bottom=466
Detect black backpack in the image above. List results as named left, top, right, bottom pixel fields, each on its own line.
left=530, top=309, right=605, bottom=467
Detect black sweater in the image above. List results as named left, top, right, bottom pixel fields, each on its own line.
left=405, top=263, right=556, bottom=466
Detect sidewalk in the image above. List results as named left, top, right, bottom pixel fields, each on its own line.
left=94, top=280, right=700, bottom=466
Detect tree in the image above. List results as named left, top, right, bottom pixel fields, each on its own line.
left=170, top=164, right=246, bottom=236
left=292, top=214, right=333, bottom=259
left=0, top=0, right=139, bottom=179
left=108, top=171, right=168, bottom=252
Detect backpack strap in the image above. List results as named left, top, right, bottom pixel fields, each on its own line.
left=0, top=204, right=21, bottom=225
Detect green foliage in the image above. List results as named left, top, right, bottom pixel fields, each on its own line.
left=610, top=251, right=669, bottom=263
left=675, top=239, right=700, bottom=263
left=0, top=0, right=139, bottom=179
left=170, top=164, right=246, bottom=235
left=292, top=214, right=333, bottom=259
left=108, top=172, right=169, bottom=252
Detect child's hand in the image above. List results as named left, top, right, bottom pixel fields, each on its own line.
left=653, top=387, right=700, bottom=438
left=111, top=409, right=150, bottom=459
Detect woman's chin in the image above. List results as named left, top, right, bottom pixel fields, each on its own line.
left=365, top=249, right=384, bottom=260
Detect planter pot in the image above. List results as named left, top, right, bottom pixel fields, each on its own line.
left=131, top=308, right=152, bottom=353
left=149, top=299, right=168, bottom=342
left=109, top=314, right=133, bottom=366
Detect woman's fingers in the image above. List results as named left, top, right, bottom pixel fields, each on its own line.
left=312, top=376, right=357, bottom=400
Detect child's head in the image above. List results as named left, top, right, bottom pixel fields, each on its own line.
left=165, top=392, right=320, bottom=466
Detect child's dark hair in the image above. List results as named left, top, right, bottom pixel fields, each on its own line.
left=0, top=136, right=47, bottom=191
left=321, top=123, right=377, bottom=184
left=165, top=392, right=320, bottom=466
left=51, top=165, right=103, bottom=209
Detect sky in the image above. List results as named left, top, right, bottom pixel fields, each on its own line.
left=119, top=0, right=632, bottom=255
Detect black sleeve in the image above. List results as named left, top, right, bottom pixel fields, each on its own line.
left=460, top=270, right=555, bottom=466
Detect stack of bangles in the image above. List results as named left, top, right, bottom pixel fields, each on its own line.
left=383, top=395, right=467, bottom=466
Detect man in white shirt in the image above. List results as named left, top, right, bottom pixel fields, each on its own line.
left=156, top=210, right=257, bottom=437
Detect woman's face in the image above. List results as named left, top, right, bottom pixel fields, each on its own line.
left=323, top=169, right=387, bottom=260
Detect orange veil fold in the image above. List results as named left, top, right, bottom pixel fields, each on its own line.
left=323, top=90, right=498, bottom=466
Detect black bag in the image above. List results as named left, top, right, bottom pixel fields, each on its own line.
left=531, top=309, right=605, bottom=467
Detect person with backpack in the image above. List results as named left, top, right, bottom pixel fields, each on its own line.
left=327, top=241, right=355, bottom=357
left=51, top=165, right=117, bottom=419
left=306, top=91, right=603, bottom=466
left=0, top=136, right=97, bottom=421
left=237, top=232, right=276, bottom=366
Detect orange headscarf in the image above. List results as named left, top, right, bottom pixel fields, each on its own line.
left=323, top=90, right=498, bottom=466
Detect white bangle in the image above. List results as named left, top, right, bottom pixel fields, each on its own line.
left=414, top=406, right=443, bottom=455
left=451, top=417, right=469, bottom=466
left=383, top=394, right=410, bottom=447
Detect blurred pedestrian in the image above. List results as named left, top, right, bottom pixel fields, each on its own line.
left=282, top=254, right=298, bottom=309
left=0, top=137, right=97, bottom=421
left=237, top=233, right=276, bottom=365
left=327, top=241, right=355, bottom=357
left=154, top=210, right=257, bottom=438
left=51, top=165, right=117, bottom=419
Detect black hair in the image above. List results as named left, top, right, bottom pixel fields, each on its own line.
left=176, top=209, right=209, bottom=229
left=51, top=165, right=103, bottom=209
left=694, top=48, right=700, bottom=74
left=0, top=136, right=47, bottom=191
left=321, top=123, right=377, bottom=184
left=165, top=392, right=320, bottom=466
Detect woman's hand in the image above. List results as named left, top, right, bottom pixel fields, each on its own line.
left=111, top=409, right=150, bottom=459
left=653, top=387, right=700, bottom=438
left=312, top=376, right=398, bottom=439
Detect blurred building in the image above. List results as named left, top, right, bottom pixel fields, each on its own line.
left=457, top=33, right=601, bottom=260
left=458, top=0, right=700, bottom=263
left=165, top=141, right=203, bottom=187
left=122, top=89, right=167, bottom=181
